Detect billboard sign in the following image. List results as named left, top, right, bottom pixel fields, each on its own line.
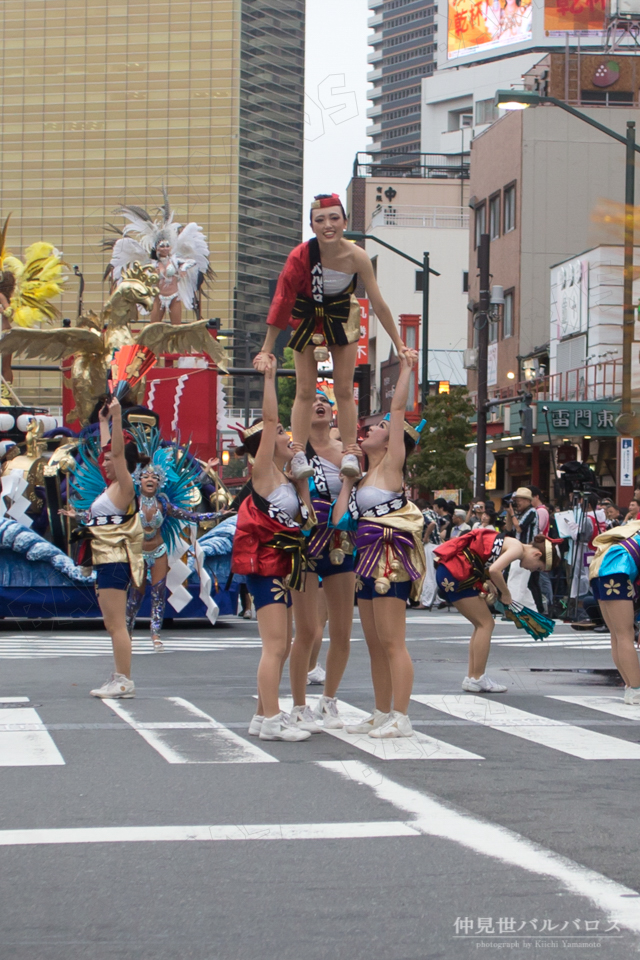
left=447, top=0, right=532, bottom=61
left=544, top=0, right=606, bottom=35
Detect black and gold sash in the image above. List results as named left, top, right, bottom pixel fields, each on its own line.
left=289, top=238, right=361, bottom=353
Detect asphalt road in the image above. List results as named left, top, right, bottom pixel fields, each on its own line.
left=1, top=609, right=639, bottom=960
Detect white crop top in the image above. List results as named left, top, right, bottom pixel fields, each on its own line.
left=323, top=268, right=354, bottom=296
left=267, top=483, right=299, bottom=520
left=90, top=490, right=125, bottom=518
left=318, top=456, right=343, bottom=499
left=355, top=485, right=400, bottom=513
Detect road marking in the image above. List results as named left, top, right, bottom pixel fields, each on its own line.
left=0, top=638, right=263, bottom=658
left=0, top=700, right=64, bottom=766
left=320, top=760, right=640, bottom=935
left=549, top=695, right=640, bottom=723
left=0, top=820, right=419, bottom=846
left=102, top=697, right=277, bottom=764
left=279, top=696, right=483, bottom=761
left=411, top=694, right=640, bottom=760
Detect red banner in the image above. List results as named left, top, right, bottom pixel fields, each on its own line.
left=357, top=298, right=369, bottom=366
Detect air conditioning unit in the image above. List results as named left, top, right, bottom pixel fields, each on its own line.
left=463, top=348, right=478, bottom=370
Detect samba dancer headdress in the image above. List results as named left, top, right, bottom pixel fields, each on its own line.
left=0, top=214, right=67, bottom=327
left=103, top=187, right=214, bottom=310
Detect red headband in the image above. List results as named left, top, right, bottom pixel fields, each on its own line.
left=311, top=194, right=343, bottom=211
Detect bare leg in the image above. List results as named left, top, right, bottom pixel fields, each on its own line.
left=291, top=344, right=318, bottom=448
left=255, top=603, right=292, bottom=717
left=97, top=588, right=131, bottom=677
left=599, top=600, right=640, bottom=687
left=357, top=599, right=392, bottom=713
left=169, top=297, right=182, bottom=326
left=308, top=587, right=327, bottom=670
left=290, top=576, right=320, bottom=705
left=149, top=296, right=163, bottom=324
left=322, top=571, right=355, bottom=698
left=370, top=596, right=413, bottom=713
left=329, top=341, right=358, bottom=448
left=454, top=596, right=495, bottom=679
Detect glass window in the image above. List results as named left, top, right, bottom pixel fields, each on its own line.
left=475, top=202, right=486, bottom=248
left=504, top=185, right=516, bottom=233
left=503, top=291, right=513, bottom=338
left=489, top=194, right=500, bottom=240
left=475, top=97, right=498, bottom=125
left=462, top=271, right=469, bottom=293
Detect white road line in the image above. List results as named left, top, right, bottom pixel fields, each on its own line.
left=0, top=701, right=64, bottom=767
left=102, top=697, right=277, bottom=764
left=0, top=821, right=419, bottom=846
left=320, top=760, right=640, bottom=935
left=549, top=695, right=640, bottom=723
left=411, top=695, right=640, bottom=760
left=279, top=696, right=483, bottom=761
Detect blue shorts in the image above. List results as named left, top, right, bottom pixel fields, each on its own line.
left=95, top=562, right=131, bottom=592
left=592, top=574, right=637, bottom=602
left=436, top=564, right=479, bottom=603
left=356, top=575, right=412, bottom=602
left=246, top=574, right=292, bottom=612
left=309, top=548, right=355, bottom=580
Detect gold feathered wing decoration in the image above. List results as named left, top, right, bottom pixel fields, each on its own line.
left=137, top=320, right=230, bottom=372
left=0, top=327, right=106, bottom=363
left=3, top=242, right=67, bottom=327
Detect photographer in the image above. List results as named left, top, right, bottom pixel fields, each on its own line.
left=504, top=487, right=538, bottom=607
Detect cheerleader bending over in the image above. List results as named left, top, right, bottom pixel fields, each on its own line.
left=434, top=530, right=559, bottom=693
left=230, top=354, right=316, bottom=742
left=332, top=350, right=425, bottom=739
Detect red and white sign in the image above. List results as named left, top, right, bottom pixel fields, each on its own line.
left=356, top=298, right=369, bottom=366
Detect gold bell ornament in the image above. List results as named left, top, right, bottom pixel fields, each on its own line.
left=374, top=577, right=391, bottom=595
left=388, top=558, right=402, bottom=582
left=329, top=547, right=345, bottom=565
left=312, top=333, right=329, bottom=363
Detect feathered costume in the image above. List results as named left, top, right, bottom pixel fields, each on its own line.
left=69, top=435, right=145, bottom=589
left=0, top=215, right=66, bottom=327
left=124, top=427, right=223, bottom=648
left=104, top=189, right=213, bottom=315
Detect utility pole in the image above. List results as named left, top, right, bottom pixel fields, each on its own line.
left=421, top=251, right=430, bottom=408
left=622, top=120, right=635, bottom=419
left=475, top=233, right=490, bottom=500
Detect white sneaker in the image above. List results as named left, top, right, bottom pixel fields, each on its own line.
left=259, top=712, right=311, bottom=742
left=248, top=713, right=264, bottom=736
left=462, top=674, right=508, bottom=694
left=624, top=687, right=640, bottom=705
left=346, top=709, right=390, bottom=735
left=289, top=704, right=323, bottom=733
left=290, top=451, right=314, bottom=480
left=307, top=664, right=326, bottom=685
left=340, top=453, right=361, bottom=478
left=313, top=695, right=343, bottom=729
left=369, top=710, right=414, bottom=739
left=90, top=674, right=135, bottom=699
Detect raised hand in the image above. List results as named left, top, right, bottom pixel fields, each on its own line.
left=253, top=351, right=271, bottom=374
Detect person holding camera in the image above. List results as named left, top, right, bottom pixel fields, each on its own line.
left=504, top=487, right=538, bottom=607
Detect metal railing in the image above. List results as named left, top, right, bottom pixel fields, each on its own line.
left=370, top=205, right=469, bottom=229
left=353, top=150, right=470, bottom=179
left=473, top=360, right=623, bottom=407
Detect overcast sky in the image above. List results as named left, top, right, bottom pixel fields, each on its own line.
left=303, top=0, right=370, bottom=238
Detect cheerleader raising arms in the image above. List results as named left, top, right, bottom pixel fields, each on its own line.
left=254, top=194, right=407, bottom=482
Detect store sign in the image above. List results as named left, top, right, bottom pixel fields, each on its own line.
left=542, top=401, right=620, bottom=436
left=544, top=0, right=606, bottom=35
left=447, top=0, right=532, bottom=60
left=356, top=298, right=369, bottom=366
left=620, top=437, right=633, bottom=486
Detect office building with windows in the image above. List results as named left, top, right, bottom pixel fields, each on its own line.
left=367, top=0, right=438, bottom=154
left=0, top=0, right=304, bottom=406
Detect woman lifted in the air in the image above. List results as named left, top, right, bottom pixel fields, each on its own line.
left=253, top=193, right=407, bottom=480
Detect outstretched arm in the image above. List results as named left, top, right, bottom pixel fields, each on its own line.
left=356, top=251, right=406, bottom=355
left=386, top=349, right=418, bottom=471
left=107, top=398, right=134, bottom=504
left=252, top=354, right=279, bottom=483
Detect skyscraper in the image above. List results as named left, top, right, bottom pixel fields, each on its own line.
left=367, top=0, right=437, bottom=154
left=0, top=0, right=304, bottom=380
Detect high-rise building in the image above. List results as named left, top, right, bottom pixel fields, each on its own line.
left=0, top=0, right=304, bottom=406
left=367, top=0, right=438, bottom=154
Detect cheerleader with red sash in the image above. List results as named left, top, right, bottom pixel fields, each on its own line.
left=434, top=529, right=560, bottom=693
left=231, top=354, right=316, bottom=742
left=253, top=193, right=408, bottom=483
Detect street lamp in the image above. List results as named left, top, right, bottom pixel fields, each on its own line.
left=344, top=230, right=440, bottom=409
left=494, top=89, right=640, bottom=432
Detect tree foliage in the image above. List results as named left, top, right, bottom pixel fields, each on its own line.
left=277, top=347, right=296, bottom=429
left=407, top=386, right=474, bottom=495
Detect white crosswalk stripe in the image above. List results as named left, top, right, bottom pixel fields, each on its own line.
left=101, top=696, right=277, bottom=764
left=0, top=698, right=64, bottom=766
left=411, top=694, right=640, bottom=760
left=278, top=695, right=483, bottom=761
left=548, top=694, right=640, bottom=722
left=436, top=635, right=612, bottom=649
left=0, top=636, right=262, bottom=658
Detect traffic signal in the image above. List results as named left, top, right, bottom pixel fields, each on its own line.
left=519, top=395, right=533, bottom=445
left=221, top=449, right=230, bottom=466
